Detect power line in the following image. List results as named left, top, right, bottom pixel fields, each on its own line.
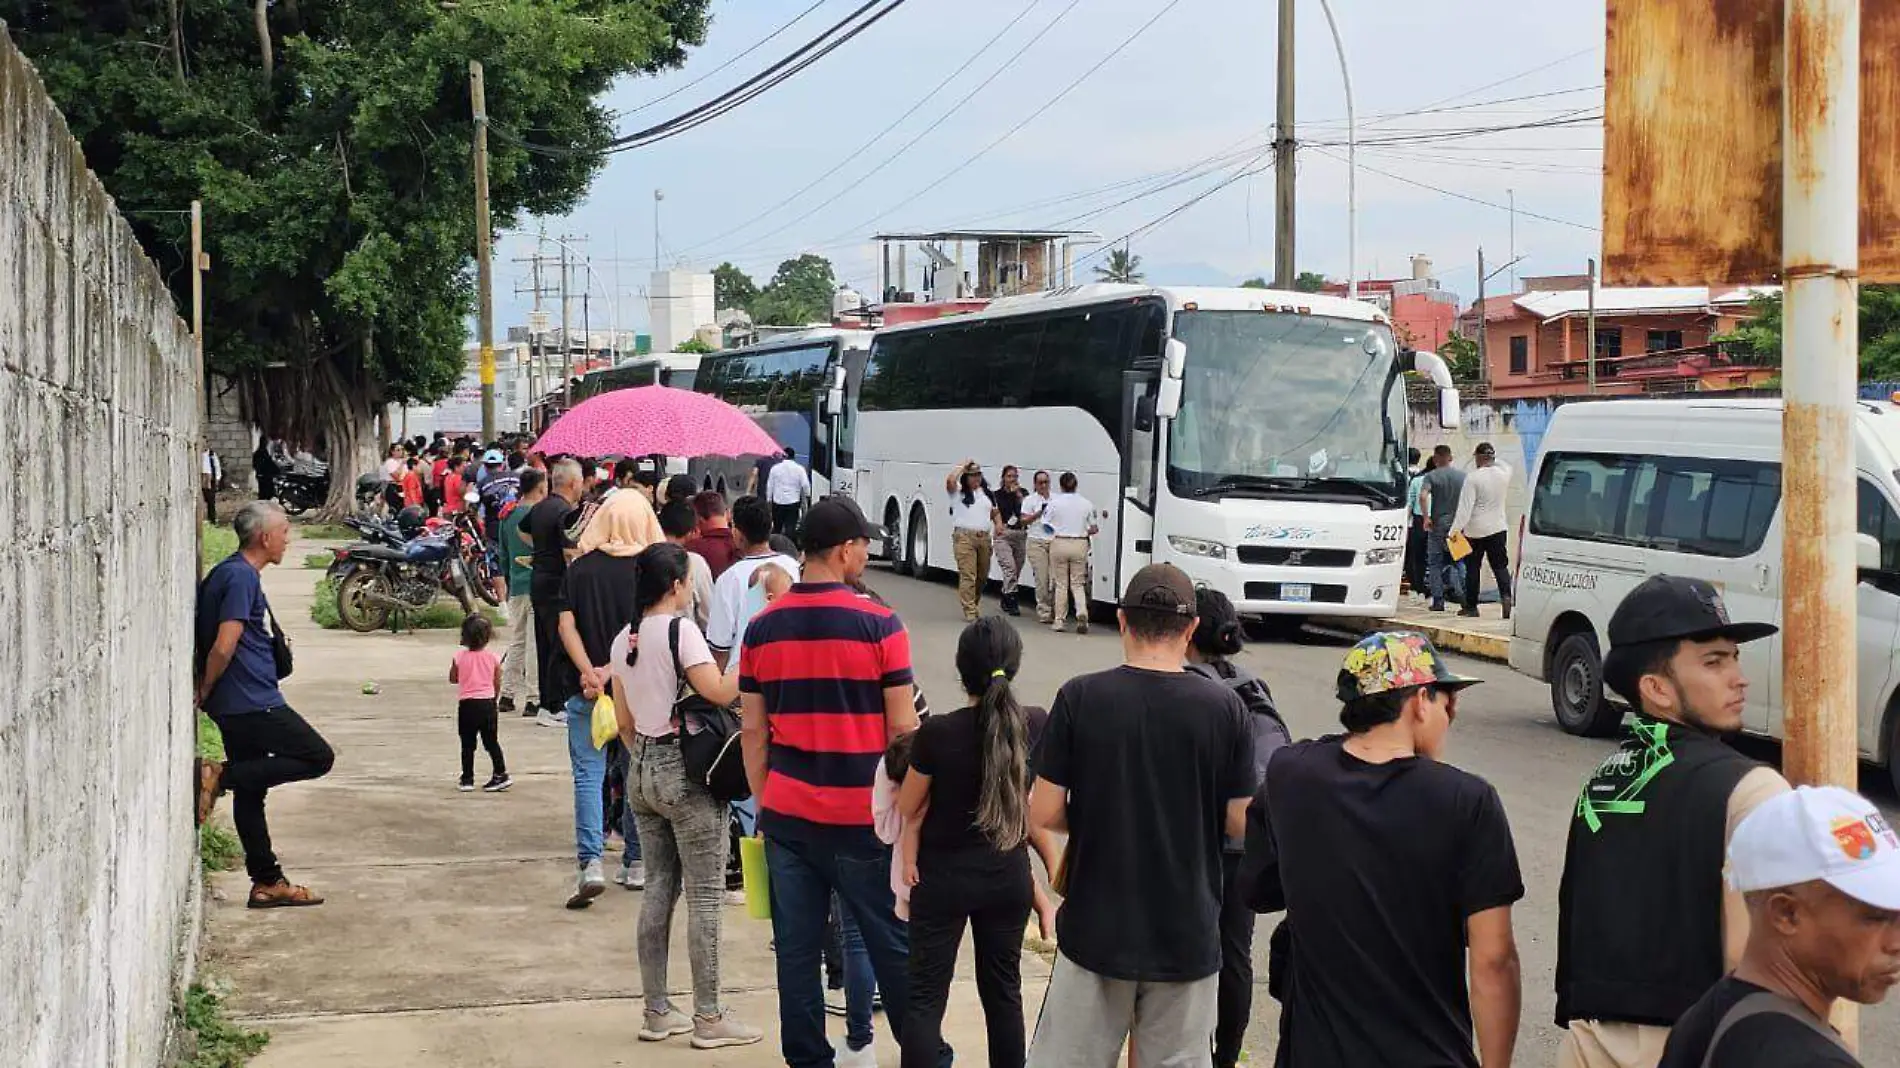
left=1072, top=154, right=1276, bottom=271
left=673, top=0, right=1056, bottom=259
left=609, top=0, right=834, bottom=122
left=1307, top=145, right=1599, bottom=231
left=1361, top=45, right=1599, bottom=130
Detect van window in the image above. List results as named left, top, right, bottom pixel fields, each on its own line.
left=1857, top=478, right=1900, bottom=571
left=1532, top=451, right=1780, bottom=557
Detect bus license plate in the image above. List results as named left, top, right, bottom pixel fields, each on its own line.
left=1281, top=583, right=1312, bottom=603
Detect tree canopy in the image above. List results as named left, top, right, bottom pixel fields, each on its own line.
left=1714, top=287, right=1900, bottom=380
left=748, top=254, right=838, bottom=326
left=1293, top=270, right=1329, bottom=293
left=3, top=0, right=707, bottom=504
left=713, top=261, right=759, bottom=313
left=1094, top=247, right=1143, bottom=285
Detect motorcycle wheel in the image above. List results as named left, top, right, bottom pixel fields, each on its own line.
left=471, top=551, right=504, bottom=607
left=337, top=568, right=393, bottom=633
left=279, top=492, right=311, bottom=517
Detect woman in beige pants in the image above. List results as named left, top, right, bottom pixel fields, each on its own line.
left=1040, top=472, right=1098, bottom=633
left=945, top=460, right=999, bottom=621
left=1022, top=471, right=1056, bottom=623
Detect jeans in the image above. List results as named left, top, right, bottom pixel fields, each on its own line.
left=1049, top=537, right=1091, bottom=626
left=501, top=594, right=537, bottom=704
left=1462, top=531, right=1513, bottom=610
left=605, top=740, right=643, bottom=864
left=1425, top=529, right=1454, bottom=607
left=210, top=705, right=336, bottom=885
left=1026, top=539, right=1055, bottom=622
left=766, top=834, right=952, bottom=1068
left=953, top=528, right=993, bottom=620
left=827, top=898, right=876, bottom=1051
left=1215, top=853, right=1254, bottom=1068
left=904, top=850, right=1031, bottom=1068
left=1404, top=514, right=1427, bottom=592
left=456, top=698, right=506, bottom=781
left=565, top=695, right=607, bottom=864
left=994, top=529, right=1027, bottom=596
left=629, top=737, right=727, bottom=1016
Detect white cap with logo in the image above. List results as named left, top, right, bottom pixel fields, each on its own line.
left=1728, top=785, right=1900, bottom=910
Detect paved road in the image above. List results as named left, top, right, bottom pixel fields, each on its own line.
left=867, top=567, right=1900, bottom=1066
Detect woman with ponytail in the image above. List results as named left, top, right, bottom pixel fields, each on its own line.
left=1185, top=587, right=1291, bottom=1068
left=896, top=616, right=1053, bottom=1068
left=606, top=542, right=761, bottom=1051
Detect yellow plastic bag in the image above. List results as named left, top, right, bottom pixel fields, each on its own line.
left=1447, top=531, right=1473, bottom=562
left=740, top=836, right=771, bottom=920
left=590, top=693, right=618, bottom=750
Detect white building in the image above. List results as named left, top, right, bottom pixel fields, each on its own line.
left=650, top=269, right=715, bottom=354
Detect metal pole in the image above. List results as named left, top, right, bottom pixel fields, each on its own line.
left=470, top=60, right=496, bottom=442
left=1508, top=188, right=1517, bottom=292
left=1272, top=0, right=1296, bottom=289
left=560, top=243, right=571, bottom=407
left=654, top=189, right=664, bottom=270
left=531, top=235, right=545, bottom=411
left=1476, top=247, right=1487, bottom=387
left=1781, top=0, right=1861, bottom=793
left=1587, top=257, right=1598, bottom=393
left=191, top=200, right=208, bottom=520
left=1316, top=0, right=1355, bottom=300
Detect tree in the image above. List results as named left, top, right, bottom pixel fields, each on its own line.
left=673, top=336, right=715, bottom=355
left=3, top=1, right=709, bottom=513
left=1294, top=271, right=1329, bottom=293
left=751, top=254, right=837, bottom=326
left=1240, top=277, right=1269, bottom=289
left=713, top=262, right=758, bottom=313
left=1713, top=287, right=1900, bottom=379
left=1094, top=247, right=1144, bottom=285
left=1437, top=334, right=1483, bottom=383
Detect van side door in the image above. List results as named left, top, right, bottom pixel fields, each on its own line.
left=1853, top=477, right=1900, bottom=759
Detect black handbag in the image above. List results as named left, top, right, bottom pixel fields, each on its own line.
left=266, top=605, right=293, bottom=680
left=668, top=618, right=751, bottom=802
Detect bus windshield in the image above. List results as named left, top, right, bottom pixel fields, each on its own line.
left=1167, top=310, right=1404, bottom=504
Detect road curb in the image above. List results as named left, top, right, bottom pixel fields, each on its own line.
left=1324, top=616, right=1512, bottom=664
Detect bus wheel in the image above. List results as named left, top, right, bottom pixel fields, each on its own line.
left=882, top=501, right=904, bottom=571
left=1551, top=631, right=1620, bottom=737
left=905, top=508, right=930, bottom=577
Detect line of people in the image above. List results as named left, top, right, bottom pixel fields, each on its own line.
left=944, top=462, right=1098, bottom=632
left=1406, top=441, right=1515, bottom=617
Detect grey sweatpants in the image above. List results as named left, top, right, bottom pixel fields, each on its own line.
left=1027, top=953, right=1218, bottom=1068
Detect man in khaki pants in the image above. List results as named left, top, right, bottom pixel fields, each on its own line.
left=1021, top=471, right=1056, bottom=623
left=1040, top=472, right=1097, bottom=633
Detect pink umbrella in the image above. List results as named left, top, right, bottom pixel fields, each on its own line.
left=531, top=385, right=782, bottom=459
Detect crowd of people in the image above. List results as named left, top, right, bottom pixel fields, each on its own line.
left=189, top=431, right=1900, bottom=1068
left=1405, top=442, right=1516, bottom=618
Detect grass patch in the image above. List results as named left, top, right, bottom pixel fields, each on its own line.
left=179, top=983, right=269, bottom=1067
left=309, top=576, right=502, bottom=632
left=196, top=710, right=225, bottom=762
left=200, top=522, right=238, bottom=576
left=301, top=551, right=334, bottom=570
left=294, top=521, right=356, bottom=541
left=199, top=822, right=241, bottom=875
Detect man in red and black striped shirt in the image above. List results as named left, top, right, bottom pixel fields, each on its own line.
left=740, top=497, right=942, bottom=1068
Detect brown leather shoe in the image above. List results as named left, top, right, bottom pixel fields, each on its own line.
left=195, top=758, right=226, bottom=827
left=247, top=879, right=325, bottom=909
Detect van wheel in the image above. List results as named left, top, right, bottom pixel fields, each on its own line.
left=1551, top=632, right=1620, bottom=737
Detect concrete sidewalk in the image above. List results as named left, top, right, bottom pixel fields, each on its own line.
left=1331, top=593, right=1514, bottom=662
left=204, top=540, right=1050, bottom=1067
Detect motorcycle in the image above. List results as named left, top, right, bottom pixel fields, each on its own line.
left=330, top=528, right=477, bottom=633
left=274, top=468, right=331, bottom=515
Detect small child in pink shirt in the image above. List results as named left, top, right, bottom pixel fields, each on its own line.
left=449, top=615, right=510, bottom=792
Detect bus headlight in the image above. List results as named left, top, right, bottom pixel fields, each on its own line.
left=1167, top=536, right=1228, bottom=559
left=1364, top=547, right=1402, bottom=565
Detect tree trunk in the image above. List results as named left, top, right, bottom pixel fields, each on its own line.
left=254, top=0, right=273, bottom=83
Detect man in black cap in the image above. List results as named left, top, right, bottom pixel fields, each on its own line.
left=1555, top=575, right=1791, bottom=1068
left=1026, top=563, right=1256, bottom=1068
left=1245, top=630, right=1523, bottom=1068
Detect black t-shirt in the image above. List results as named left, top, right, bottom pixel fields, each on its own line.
left=753, top=455, right=781, bottom=489
left=546, top=551, right=640, bottom=702
left=1251, top=737, right=1524, bottom=1068
left=526, top=496, right=574, bottom=594
left=994, top=487, right=1026, bottom=528
left=910, top=703, right=1049, bottom=857
left=1033, top=666, right=1254, bottom=982
left=1659, top=978, right=1860, bottom=1068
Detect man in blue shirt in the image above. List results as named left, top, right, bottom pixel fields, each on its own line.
left=196, top=500, right=334, bottom=909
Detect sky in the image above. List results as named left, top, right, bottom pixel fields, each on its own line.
left=491, top=0, right=1608, bottom=340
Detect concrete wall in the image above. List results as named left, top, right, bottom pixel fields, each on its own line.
left=207, top=373, right=254, bottom=492
left=1408, top=394, right=1559, bottom=550
left=0, top=28, right=202, bottom=1067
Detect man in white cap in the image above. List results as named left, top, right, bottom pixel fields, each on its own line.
left=1657, top=785, right=1900, bottom=1067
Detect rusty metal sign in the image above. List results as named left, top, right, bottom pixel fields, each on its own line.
left=1603, top=0, right=1900, bottom=285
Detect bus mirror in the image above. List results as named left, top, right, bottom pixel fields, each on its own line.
left=825, top=387, right=844, bottom=416
left=1857, top=532, right=1882, bottom=573
left=832, top=365, right=847, bottom=390
left=1164, top=338, right=1187, bottom=379
left=1156, top=376, right=1183, bottom=421
left=1438, top=387, right=1461, bottom=430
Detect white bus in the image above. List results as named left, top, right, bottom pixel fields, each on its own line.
left=572, top=352, right=703, bottom=401
left=834, top=284, right=1460, bottom=618
left=687, top=328, right=872, bottom=500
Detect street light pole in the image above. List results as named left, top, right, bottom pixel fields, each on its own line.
left=1316, top=0, right=1356, bottom=299
left=469, top=60, right=496, bottom=442
left=1271, top=0, right=1296, bottom=289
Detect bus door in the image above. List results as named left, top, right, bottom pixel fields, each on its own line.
left=1115, top=368, right=1162, bottom=596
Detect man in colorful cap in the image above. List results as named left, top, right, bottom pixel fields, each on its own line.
left=1242, top=630, right=1521, bottom=1068
left=1026, top=563, right=1256, bottom=1068
left=1555, top=575, right=1792, bottom=1068
left=1658, top=785, right=1900, bottom=1067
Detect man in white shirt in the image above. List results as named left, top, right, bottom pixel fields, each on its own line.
left=1021, top=470, right=1058, bottom=624
left=201, top=448, right=222, bottom=522
left=706, top=495, right=802, bottom=673
left=1450, top=442, right=1514, bottom=620
left=1042, top=472, right=1099, bottom=634
left=765, top=447, right=809, bottom=540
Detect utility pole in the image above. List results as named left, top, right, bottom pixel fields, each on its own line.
left=559, top=243, right=572, bottom=406
left=1507, top=188, right=1517, bottom=292
left=1586, top=257, right=1598, bottom=393
left=469, top=60, right=496, bottom=442
left=654, top=189, right=664, bottom=271
left=1272, top=0, right=1296, bottom=289
left=191, top=200, right=209, bottom=521
left=1475, top=247, right=1486, bottom=387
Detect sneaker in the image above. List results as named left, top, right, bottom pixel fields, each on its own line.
left=521, top=701, right=539, bottom=719
left=458, top=778, right=476, bottom=792
left=1076, top=619, right=1089, bottom=635
left=1050, top=623, right=1066, bottom=633
left=824, top=989, right=847, bottom=1017
left=616, top=860, right=645, bottom=890
left=1429, top=602, right=1446, bottom=612
left=537, top=707, right=568, bottom=728
left=639, top=1005, right=694, bottom=1042
left=1458, top=608, right=1480, bottom=618
left=567, top=859, right=607, bottom=909
left=691, top=1011, right=764, bottom=1050
left=725, top=889, right=747, bottom=907
left=498, top=696, right=516, bottom=716
left=482, top=774, right=512, bottom=792
left=834, top=1038, right=877, bottom=1068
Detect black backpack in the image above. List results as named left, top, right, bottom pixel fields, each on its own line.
left=668, top=618, right=752, bottom=802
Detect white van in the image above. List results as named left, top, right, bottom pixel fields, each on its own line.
left=1508, top=397, right=1900, bottom=793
